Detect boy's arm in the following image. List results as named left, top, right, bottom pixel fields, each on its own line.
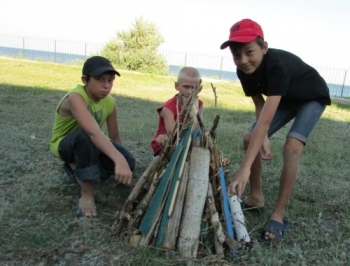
left=160, top=107, right=176, bottom=135
left=68, top=93, right=132, bottom=184
left=198, top=104, right=204, bottom=122
left=228, top=95, right=281, bottom=198
left=252, top=94, right=265, bottom=120
left=106, top=104, right=122, bottom=144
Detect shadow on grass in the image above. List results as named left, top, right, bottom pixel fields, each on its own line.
left=0, top=83, right=349, bottom=265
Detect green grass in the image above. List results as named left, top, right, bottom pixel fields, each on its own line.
left=0, top=56, right=350, bottom=265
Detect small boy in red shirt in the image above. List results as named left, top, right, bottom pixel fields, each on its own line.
left=151, top=67, right=203, bottom=156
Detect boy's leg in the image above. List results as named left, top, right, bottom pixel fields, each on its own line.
left=243, top=106, right=295, bottom=208
left=242, top=132, right=265, bottom=208
left=270, top=137, right=303, bottom=221
left=263, top=101, right=326, bottom=240
left=58, top=129, right=101, bottom=217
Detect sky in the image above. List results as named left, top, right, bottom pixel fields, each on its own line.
left=1, top=0, right=350, bottom=68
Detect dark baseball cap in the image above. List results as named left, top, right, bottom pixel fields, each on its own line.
left=220, top=19, right=264, bottom=49
left=82, top=56, right=120, bottom=77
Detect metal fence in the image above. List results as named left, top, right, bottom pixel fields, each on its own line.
left=1, top=34, right=349, bottom=98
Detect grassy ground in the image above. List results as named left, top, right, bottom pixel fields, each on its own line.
left=0, top=57, right=349, bottom=265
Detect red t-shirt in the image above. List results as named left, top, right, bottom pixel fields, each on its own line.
left=151, top=94, right=203, bottom=153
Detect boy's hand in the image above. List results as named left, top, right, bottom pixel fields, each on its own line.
left=228, top=168, right=251, bottom=199
left=156, top=134, right=169, bottom=147
left=260, top=136, right=273, bottom=160
left=114, top=158, right=132, bottom=185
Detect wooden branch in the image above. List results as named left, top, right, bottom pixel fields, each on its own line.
left=209, top=115, right=220, bottom=140
left=206, top=183, right=225, bottom=258
left=123, top=156, right=161, bottom=213
left=211, top=83, right=218, bottom=117
left=112, top=157, right=161, bottom=234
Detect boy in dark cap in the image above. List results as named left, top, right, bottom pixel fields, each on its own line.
left=50, top=56, right=135, bottom=218
left=221, top=19, right=331, bottom=243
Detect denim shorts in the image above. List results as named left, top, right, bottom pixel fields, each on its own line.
left=249, top=101, right=326, bottom=145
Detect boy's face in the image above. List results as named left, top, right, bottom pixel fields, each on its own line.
left=82, top=73, right=115, bottom=101
left=230, top=41, right=267, bottom=74
left=175, top=76, right=201, bottom=100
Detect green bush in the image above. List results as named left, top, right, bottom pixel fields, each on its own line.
left=100, top=17, right=168, bottom=75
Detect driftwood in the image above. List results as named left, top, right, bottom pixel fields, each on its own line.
left=156, top=127, right=193, bottom=248
left=112, top=156, right=161, bottom=235
left=161, top=162, right=190, bottom=250
left=177, top=147, right=210, bottom=258
left=228, top=195, right=251, bottom=243
left=206, top=183, right=225, bottom=258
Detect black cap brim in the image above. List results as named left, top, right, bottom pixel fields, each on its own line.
left=220, top=41, right=231, bottom=50
left=89, top=66, right=121, bottom=77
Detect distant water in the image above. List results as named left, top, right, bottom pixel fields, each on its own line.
left=1, top=46, right=349, bottom=98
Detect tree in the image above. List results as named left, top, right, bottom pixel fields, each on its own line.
left=100, top=17, right=168, bottom=75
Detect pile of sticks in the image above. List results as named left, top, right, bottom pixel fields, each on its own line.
left=112, top=84, right=251, bottom=259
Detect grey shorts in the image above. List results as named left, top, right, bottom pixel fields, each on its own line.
left=249, top=101, right=326, bottom=145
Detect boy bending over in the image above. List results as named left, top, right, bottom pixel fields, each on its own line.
left=220, top=19, right=331, bottom=243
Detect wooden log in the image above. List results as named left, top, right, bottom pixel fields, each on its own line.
left=127, top=169, right=165, bottom=236
left=161, top=162, right=190, bottom=250
left=123, top=156, right=161, bottom=213
left=112, top=156, right=161, bottom=234
left=139, top=145, right=183, bottom=235
left=228, top=195, right=251, bottom=243
left=156, top=127, right=193, bottom=248
left=206, top=183, right=225, bottom=258
left=138, top=195, right=168, bottom=247
left=177, top=147, right=210, bottom=259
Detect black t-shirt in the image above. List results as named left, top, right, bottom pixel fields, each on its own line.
left=237, top=48, right=331, bottom=106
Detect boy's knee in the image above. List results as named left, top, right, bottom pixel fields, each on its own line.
left=283, top=139, right=303, bottom=157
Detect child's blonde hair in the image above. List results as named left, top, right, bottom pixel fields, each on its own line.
left=177, top=67, right=201, bottom=83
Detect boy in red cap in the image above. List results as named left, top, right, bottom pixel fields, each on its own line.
left=221, top=19, right=331, bottom=243
left=50, top=56, right=135, bottom=218
left=151, top=67, right=203, bottom=156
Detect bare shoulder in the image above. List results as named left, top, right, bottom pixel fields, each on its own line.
left=58, top=93, right=84, bottom=117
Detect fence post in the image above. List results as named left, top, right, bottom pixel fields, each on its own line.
left=340, top=70, right=347, bottom=98
left=54, top=40, right=57, bottom=63
left=219, top=57, right=223, bottom=80
left=22, top=37, right=25, bottom=58
left=184, top=53, right=187, bottom=66
left=84, top=43, right=87, bottom=60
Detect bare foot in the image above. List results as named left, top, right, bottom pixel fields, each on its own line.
left=77, top=197, right=98, bottom=218
left=243, top=195, right=265, bottom=208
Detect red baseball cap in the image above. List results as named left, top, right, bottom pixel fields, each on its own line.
left=220, top=19, right=264, bottom=49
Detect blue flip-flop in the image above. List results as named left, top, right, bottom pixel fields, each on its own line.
left=258, top=219, right=291, bottom=243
